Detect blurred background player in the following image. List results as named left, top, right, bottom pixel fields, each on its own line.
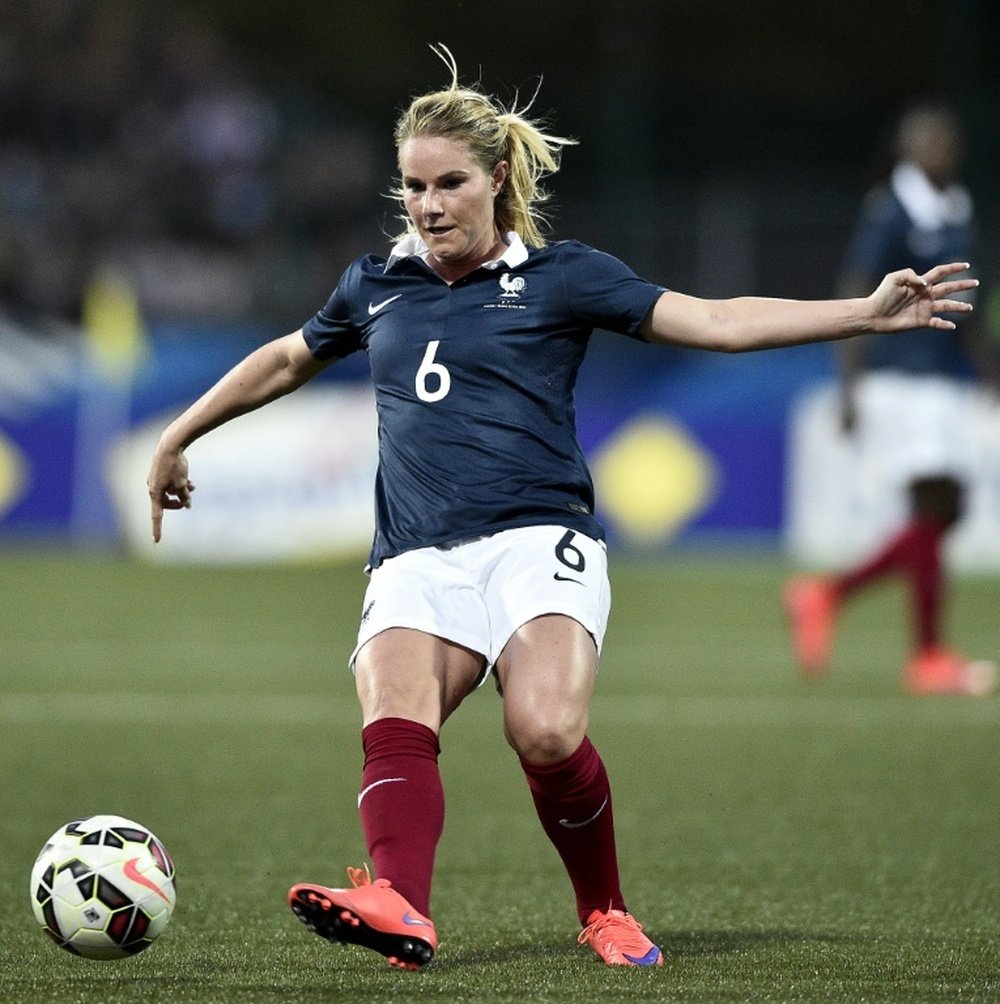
left=783, top=101, right=999, bottom=696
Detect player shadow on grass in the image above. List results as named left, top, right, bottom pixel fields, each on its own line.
left=432, top=938, right=601, bottom=969
left=436, top=929, right=846, bottom=968
left=666, top=928, right=847, bottom=957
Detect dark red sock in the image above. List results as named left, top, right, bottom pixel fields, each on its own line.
left=520, top=737, right=625, bottom=924
left=908, top=519, right=946, bottom=649
left=357, top=717, right=442, bottom=917
left=835, top=517, right=946, bottom=650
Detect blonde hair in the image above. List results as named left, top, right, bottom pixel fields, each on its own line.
left=393, top=44, right=576, bottom=247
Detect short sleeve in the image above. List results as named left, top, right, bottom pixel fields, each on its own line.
left=558, top=241, right=666, bottom=339
left=301, top=262, right=366, bottom=360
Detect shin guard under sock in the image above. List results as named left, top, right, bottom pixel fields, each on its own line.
left=520, top=736, right=625, bottom=923
left=357, top=717, right=442, bottom=917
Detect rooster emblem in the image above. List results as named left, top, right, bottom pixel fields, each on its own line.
left=498, top=272, right=526, bottom=298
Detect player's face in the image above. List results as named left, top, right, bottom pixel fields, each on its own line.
left=399, top=135, right=508, bottom=270
left=900, top=112, right=962, bottom=189
left=913, top=125, right=961, bottom=188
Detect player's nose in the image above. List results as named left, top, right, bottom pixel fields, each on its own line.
left=421, top=188, right=443, bottom=216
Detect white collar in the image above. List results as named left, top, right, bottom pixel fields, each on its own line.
left=890, top=161, right=972, bottom=230
left=385, top=231, right=530, bottom=271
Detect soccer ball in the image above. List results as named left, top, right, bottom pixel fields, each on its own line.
left=30, top=814, right=176, bottom=960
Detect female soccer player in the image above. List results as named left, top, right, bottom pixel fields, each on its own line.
left=146, top=48, right=976, bottom=971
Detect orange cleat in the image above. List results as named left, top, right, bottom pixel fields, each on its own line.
left=578, top=908, right=663, bottom=966
left=289, top=865, right=436, bottom=971
left=782, top=576, right=838, bottom=678
left=902, top=647, right=999, bottom=696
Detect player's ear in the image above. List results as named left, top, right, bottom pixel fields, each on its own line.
left=491, top=161, right=509, bottom=195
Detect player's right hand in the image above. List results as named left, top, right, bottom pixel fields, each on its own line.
left=839, top=399, right=858, bottom=435
left=147, top=447, right=195, bottom=543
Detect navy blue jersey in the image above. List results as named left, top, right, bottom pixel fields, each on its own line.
left=842, top=163, right=976, bottom=377
left=303, top=235, right=665, bottom=566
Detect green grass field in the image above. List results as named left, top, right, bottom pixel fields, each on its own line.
left=1, top=552, right=998, bottom=1002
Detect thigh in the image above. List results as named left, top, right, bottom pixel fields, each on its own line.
left=355, top=628, right=486, bottom=733
left=495, top=614, right=598, bottom=763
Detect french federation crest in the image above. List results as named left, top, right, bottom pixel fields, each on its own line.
left=498, top=272, right=526, bottom=298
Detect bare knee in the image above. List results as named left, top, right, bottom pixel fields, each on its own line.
left=497, top=614, right=597, bottom=763
left=504, top=708, right=588, bottom=764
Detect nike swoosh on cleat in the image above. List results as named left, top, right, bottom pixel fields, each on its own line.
left=553, top=573, right=583, bottom=584
left=368, top=294, right=403, bottom=315
left=402, top=912, right=433, bottom=927
left=123, top=857, right=172, bottom=903
left=624, top=946, right=663, bottom=966
left=558, top=795, right=609, bottom=829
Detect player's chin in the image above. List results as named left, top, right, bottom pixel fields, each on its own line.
left=422, top=228, right=459, bottom=251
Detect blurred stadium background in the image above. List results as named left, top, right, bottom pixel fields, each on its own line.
left=3, top=7, right=999, bottom=999
left=1, top=0, right=999, bottom=565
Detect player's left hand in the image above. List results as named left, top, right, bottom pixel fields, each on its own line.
left=868, top=262, right=977, bottom=333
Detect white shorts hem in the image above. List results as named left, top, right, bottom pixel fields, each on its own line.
left=350, top=617, right=488, bottom=670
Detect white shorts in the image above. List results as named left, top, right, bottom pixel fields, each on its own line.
left=350, top=525, right=611, bottom=672
left=855, top=373, right=976, bottom=486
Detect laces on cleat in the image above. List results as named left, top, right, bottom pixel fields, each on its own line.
left=346, top=864, right=373, bottom=887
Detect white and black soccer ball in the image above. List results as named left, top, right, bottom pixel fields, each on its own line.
left=30, top=814, right=177, bottom=960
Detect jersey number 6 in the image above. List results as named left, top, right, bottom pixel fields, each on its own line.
left=415, top=340, right=452, bottom=402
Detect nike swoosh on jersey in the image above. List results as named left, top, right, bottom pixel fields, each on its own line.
left=553, top=572, right=583, bottom=584
left=368, top=294, right=403, bottom=315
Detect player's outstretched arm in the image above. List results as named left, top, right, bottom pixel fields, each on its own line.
left=640, top=262, right=977, bottom=352
left=147, top=331, right=332, bottom=542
